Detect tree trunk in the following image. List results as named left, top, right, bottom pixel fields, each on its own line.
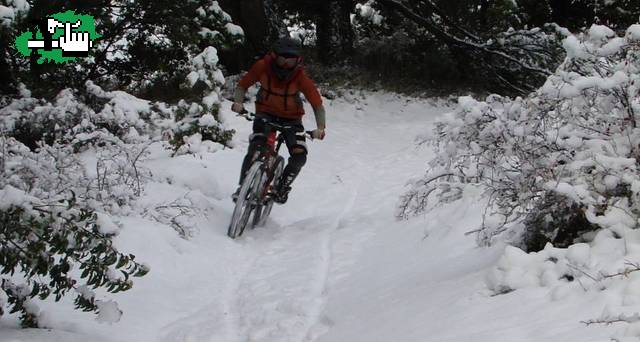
left=218, top=0, right=286, bottom=72
left=315, top=0, right=354, bottom=65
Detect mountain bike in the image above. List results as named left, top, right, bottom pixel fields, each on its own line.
left=227, top=112, right=314, bottom=239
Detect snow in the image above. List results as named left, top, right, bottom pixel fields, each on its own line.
left=588, top=24, right=615, bottom=42
left=173, top=132, right=224, bottom=155
left=95, top=301, right=122, bottom=324
left=562, top=35, right=585, bottom=59
left=196, top=6, right=206, bottom=17
left=0, top=0, right=28, bottom=26
left=76, top=285, right=96, bottom=302
left=566, top=243, right=590, bottom=266
left=198, top=27, right=219, bottom=39
left=544, top=181, right=595, bottom=204
left=186, top=71, right=200, bottom=87
left=95, top=213, right=121, bottom=235
left=627, top=25, right=640, bottom=41
left=0, top=91, right=628, bottom=342
left=213, top=69, right=225, bottom=86
left=85, top=81, right=151, bottom=128
left=0, top=6, right=14, bottom=21
left=146, top=33, right=171, bottom=47
left=9, top=0, right=29, bottom=12
left=356, top=2, right=383, bottom=25
left=225, top=23, right=244, bottom=36
left=203, top=90, right=220, bottom=107
left=0, top=185, right=36, bottom=210
left=208, top=1, right=228, bottom=19
left=598, top=37, right=626, bottom=56
left=198, top=113, right=218, bottom=127
left=22, top=300, right=40, bottom=317
left=193, top=46, right=219, bottom=68
left=0, top=288, right=7, bottom=311
left=187, top=47, right=225, bottom=91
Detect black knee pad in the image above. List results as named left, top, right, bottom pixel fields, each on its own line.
left=288, top=152, right=307, bottom=171
left=248, top=133, right=266, bottom=154
left=249, top=133, right=267, bottom=145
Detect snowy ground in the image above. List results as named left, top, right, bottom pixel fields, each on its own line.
left=0, top=92, right=624, bottom=341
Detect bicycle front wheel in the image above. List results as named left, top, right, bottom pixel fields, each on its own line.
left=228, top=162, right=263, bottom=238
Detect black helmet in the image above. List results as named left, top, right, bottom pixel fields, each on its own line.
left=273, top=37, right=302, bottom=57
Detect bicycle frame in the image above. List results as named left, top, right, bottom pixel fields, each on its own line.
left=228, top=111, right=314, bottom=238
left=255, top=128, right=285, bottom=202
left=265, top=130, right=284, bottom=160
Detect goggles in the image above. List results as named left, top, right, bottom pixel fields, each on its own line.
left=275, top=53, right=300, bottom=69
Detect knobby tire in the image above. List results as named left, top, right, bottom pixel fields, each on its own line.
left=228, top=162, right=263, bottom=238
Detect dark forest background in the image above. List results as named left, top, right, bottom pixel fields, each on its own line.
left=218, top=0, right=639, bottom=95
left=2, top=0, right=639, bottom=100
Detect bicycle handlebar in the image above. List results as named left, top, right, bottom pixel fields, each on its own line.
left=237, top=109, right=253, bottom=121
left=236, top=110, right=317, bottom=140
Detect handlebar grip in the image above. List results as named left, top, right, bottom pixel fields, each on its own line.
left=306, top=130, right=315, bottom=140
left=237, top=110, right=254, bottom=121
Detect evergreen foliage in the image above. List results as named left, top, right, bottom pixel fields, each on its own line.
left=0, top=0, right=242, bottom=327
left=169, top=46, right=236, bottom=153
left=0, top=134, right=150, bottom=326
left=271, top=0, right=639, bottom=93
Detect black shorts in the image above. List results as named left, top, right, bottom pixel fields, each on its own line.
left=249, top=112, right=307, bottom=154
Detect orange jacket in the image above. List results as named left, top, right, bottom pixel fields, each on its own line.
left=238, top=54, right=323, bottom=119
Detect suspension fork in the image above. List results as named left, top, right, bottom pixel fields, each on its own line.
left=263, top=132, right=286, bottom=197
left=252, top=131, right=279, bottom=201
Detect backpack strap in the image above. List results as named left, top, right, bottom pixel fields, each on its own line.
left=259, top=81, right=296, bottom=105
left=260, top=62, right=300, bottom=111
left=265, top=74, right=272, bottom=102
left=284, top=82, right=290, bottom=110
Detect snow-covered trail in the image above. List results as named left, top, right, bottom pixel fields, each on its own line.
left=212, top=92, right=618, bottom=342
left=0, top=92, right=622, bottom=342
left=219, top=94, right=446, bottom=342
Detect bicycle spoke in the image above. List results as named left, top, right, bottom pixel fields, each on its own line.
left=228, top=162, right=262, bottom=238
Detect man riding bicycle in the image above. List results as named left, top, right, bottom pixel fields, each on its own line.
left=231, top=37, right=326, bottom=204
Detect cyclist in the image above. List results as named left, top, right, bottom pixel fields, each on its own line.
left=231, top=37, right=326, bottom=204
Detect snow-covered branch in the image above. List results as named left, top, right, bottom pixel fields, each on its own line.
left=374, top=0, right=561, bottom=93
left=401, top=24, right=640, bottom=251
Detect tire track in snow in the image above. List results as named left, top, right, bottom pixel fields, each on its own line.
left=156, top=239, right=257, bottom=342
left=301, top=186, right=359, bottom=342
left=233, top=184, right=359, bottom=342
left=230, top=96, right=422, bottom=341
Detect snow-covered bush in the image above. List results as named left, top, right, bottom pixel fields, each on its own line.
left=485, top=220, right=640, bottom=340
left=0, top=83, right=170, bottom=151
left=354, top=1, right=384, bottom=27
left=0, top=137, right=150, bottom=327
left=285, top=13, right=317, bottom=46
left=0, top=0, right=29, bottom=28
left=0, top=83, right=159, bottom=327
left=0, top=0, right=244, bottom=328
left=171, top=46, right=234, bottom=154
left=400, top=24, right=640, bottom=251
left=1, top=0, right=244, bottom=96
left=2, top=0, right=242, bottom=152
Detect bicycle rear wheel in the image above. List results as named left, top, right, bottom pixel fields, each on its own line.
left=255, top=156, right=285, bottom=227
left=228, top=162, right=263, bottom=238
